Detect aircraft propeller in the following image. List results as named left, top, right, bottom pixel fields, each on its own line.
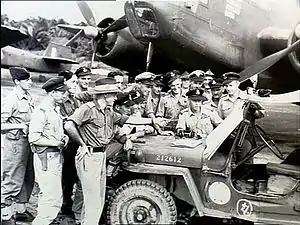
left=239, top=39, right=300, bottom=82
left=58, top=1, right=127, bottom=68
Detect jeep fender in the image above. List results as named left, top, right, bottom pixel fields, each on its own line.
left=124, top=163, right=231, bottom=218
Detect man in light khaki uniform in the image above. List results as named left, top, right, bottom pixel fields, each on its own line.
left=176, top=89, right=222, bottom=139
left=1, top=67, right=35, bottom=224
left=28, top=77, right=69, bottom=225
left=64, top=78, right=167, bottom=225
left=156, top=73, right=189, bottom=131
left=218, top=72, right=248, bottom=119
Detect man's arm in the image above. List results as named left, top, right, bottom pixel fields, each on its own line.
left=64, top=121, right=85, bottom=147
left=1, top=123, right=27, bottom=133
left=28, top=110, right=64, bottom=147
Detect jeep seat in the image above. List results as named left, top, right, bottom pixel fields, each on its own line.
left=266, top=163, right=300, bottom=179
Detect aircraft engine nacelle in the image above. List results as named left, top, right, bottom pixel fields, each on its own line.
left=95, top=26, right=147, bottom=74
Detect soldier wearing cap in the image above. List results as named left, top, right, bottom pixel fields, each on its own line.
left=58, top=70, right=84, bottom=222
left=203, top=69, right=215, bottom=88
left=75, top=66, right=92, bottom=93
left=205, top=79, right=224, bottom=113
left=190, top=73, right=205, bottom=90
left=176, top=89, right=223, bottom=139
left=64, top=77, right=166, bottom=225
left=1, top=67, right=35, bottom=224
left=28, top=76, right=70, bottom=225
left=144, top=74, right=165, bottom=119
left=156, top=72, right=189, bottom=131
left=108, top=70, right=126, bottom=90
left=217, top=72, right=248, bottom=119
left=180, top=71, right=190, bottom=95
left=134, top=71, right=155, bottom=97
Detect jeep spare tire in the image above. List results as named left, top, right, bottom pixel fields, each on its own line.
left=107, top=179, right=177, bottom=224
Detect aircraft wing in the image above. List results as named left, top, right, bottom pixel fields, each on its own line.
left=42, top=56, right=79, bottom=64
left=1, top=25, right=29, bottom=48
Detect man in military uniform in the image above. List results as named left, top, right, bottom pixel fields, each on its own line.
left=134, top=71, right=155, bottom=97
left=144, top=74, right=165, bottom=119
left=218, top=72, right=248, bottom=119
left=176, top=89, right=223, bottom=139
left=203, top=69, right=215, bottom=89
left=28, top=77, right=69, bottom=225
left=156, top=73, right=189, bottom=131
left=180, top=71, right=190, bottom=95
left=1, top=67, right=35, bottom=224
left=64, top=78, right=166, bottom=225
left=190, top=74, right=204, bottom=90
left=204, top=79, right=224, bottom=113
left=58, top=70, right=83, bottom=224
left=75, top=66, right=92, bottom=93
left=107, top=70, right=126, bottom=90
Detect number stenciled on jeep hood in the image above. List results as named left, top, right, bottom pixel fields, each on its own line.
left=156, top=155, right=182, bottom=163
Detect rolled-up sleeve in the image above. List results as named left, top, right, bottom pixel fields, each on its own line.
left=28, top=110, right=46, bottom=143
left=1, top=96, right=15, bottom=123
left=155, top=97, right=165, bottom=118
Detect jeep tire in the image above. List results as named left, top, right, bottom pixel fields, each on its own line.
left=107, top=179, right=177, bottom=224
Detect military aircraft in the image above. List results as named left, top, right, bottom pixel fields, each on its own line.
left=1, top=25, right=78, bottom=73
left=58, top=0, right=300, bottom=94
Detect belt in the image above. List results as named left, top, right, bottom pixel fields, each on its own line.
left=89, top=146, right=106, bottom=153
left=46, top=147, right=60, bottom=153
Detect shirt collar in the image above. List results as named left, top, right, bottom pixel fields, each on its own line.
left=14, top=87, right=30, bottom=100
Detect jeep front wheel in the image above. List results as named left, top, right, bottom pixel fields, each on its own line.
left=107, top=179, right=177, bottom=224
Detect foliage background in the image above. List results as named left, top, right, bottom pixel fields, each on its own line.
left=1, top=14, right=93, bottom=60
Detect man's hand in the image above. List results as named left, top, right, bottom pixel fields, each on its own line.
left=124, top=139, right=133, bottom=151
left=176, top=128, right=184, bottom=137
left=76, top=144, right=91, bottom=161
left=61, top=135, right=69, bottom=148
left=153, top=117, right=169, bottom=127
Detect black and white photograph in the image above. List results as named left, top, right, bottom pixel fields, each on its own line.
left=1, top=1, right=300, bottom=224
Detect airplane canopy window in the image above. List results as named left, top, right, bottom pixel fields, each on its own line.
left=135, top=7, right=159, bottom=38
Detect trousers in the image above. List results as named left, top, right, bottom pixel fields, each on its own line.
left=1, top=135, right=34, bottom=219
left=61, top=140, right=83, bottom=220
left=75, top=151, right=106, bottom=225
left=32, top=151, right=63, bottom=225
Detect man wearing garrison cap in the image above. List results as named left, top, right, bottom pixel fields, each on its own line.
left=156, top=72, right=189, bottom=131
left=217, top=72, right=248, bottom=119
left=75, top=66, right=92, bottom=93
left=1, top=67, right=35, bottom=224
left=28, top=76, right=70, bottom=225
left=64, top=77, right=168, bottom=225
left=176, top=88, right=222, bottom=139
left=58, top=70, right=84, bottom=223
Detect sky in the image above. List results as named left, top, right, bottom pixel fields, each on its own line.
left=1, top=1, right=126, bottom=24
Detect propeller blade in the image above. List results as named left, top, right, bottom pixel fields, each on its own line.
left=65, top=30, right=83, bottom=46
left=57, top=24, right=85, bottom=35
left=102, top=15, right=128, bottom=34
left=239, top=39, right=300, bottom=82
left=77, top=1, right=97, bottom=27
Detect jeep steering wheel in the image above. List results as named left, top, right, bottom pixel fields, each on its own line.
left=254, top=125, right=285, bottom=160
